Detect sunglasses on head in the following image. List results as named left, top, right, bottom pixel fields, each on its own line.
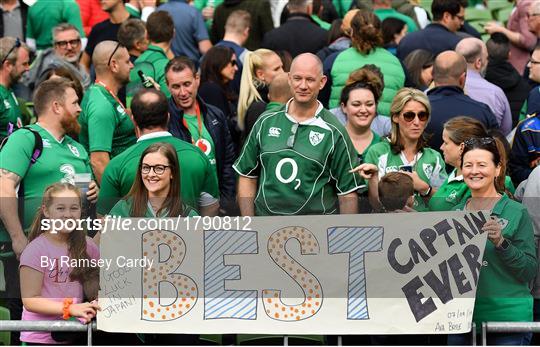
left=1, top=38, right=21, bottom=66
left=463, top=137, right=495, bottom=147
left=108, top=42, right=122, bottom=67
left=402, top=111, right=429, bottom=122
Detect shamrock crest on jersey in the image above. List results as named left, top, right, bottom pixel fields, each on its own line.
left=309, top=130, right=324, bottom=146
left=68, top=144, right=80, bottom=157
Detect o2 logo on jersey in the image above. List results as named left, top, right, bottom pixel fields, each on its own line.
left=59, top=164, right=76, bottom=184
left=275, top=158, right=301, bottom=190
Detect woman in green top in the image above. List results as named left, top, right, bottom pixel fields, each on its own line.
left=109, top=142, right=195, bottom=217
left=448, top=137, right=536, bottom=345
left=430, top=116, right=515, bottom=211
left=362, top=88, right=447, bottom=211
left=341, top=67, right=383, bottom=212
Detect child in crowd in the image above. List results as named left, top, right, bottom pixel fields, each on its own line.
left=19, top=183, right=100, bottom=345
left=378, top=172, right=415, bottom=212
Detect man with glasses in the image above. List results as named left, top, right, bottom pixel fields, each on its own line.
left=234, top=53, right=361, bottom=216
left=78, top=40, right=136, bottom=184
left=397, top=0, right=466, bottom=60
left=23, top=23, right=91, bottom=92
left=524, top=44, right=540, bottom=116
left=0, top=36, right=29, bottom=141
left=426, top=50, right=499, bottom=151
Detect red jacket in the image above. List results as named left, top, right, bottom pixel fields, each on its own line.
left=76, top=0, right=109, bottom=36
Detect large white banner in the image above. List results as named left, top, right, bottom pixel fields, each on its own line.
left=97, top=211, right=488, bottom=335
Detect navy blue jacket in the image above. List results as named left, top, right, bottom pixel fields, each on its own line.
left=526, top=86, right=540, bottom=117
left=168, top=96, right=236, bottom=201
left=426, top=86, right=500, bottom=151
left=509, top=115, right=540, bottom=186
left=397, top=23, right=462, bottom=60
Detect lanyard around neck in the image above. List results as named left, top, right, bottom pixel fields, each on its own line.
left=95, top=80, right=139, bottom=137
left=182, top=102, right=204, bottom=146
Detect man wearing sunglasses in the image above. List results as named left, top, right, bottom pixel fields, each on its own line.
left=0, top=36, right=29, bottom=142
left=78, top=40, right=136, bottom=185
left=23, top=23, right=90, bottom=92
left=426, top=50, right=499, bottom=151
left=234, top=53, right=361, bottom=216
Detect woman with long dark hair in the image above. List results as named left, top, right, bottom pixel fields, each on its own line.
left=199, top=46, right=240, bottom=146
left=109, top=142, right=194, bottom=217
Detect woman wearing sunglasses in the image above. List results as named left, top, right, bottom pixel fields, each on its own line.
left=108, top=142, right=196, bottom=218
left=430, top=116, right=515, bottom=211
left=448, top=137, right=536, bottom=345
left=362, top=88, right=447, bottom=211
left=199, top=46, right=240, bottom=149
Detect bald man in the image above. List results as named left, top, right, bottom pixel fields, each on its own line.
left=234, top=53, right=361, bottom=216
left=456, top=38, right=512, bottom=135
left=243, top=72, right=293, bottom=136
left=426, top=50, right=499, bottom=151
left=78, top=40, right=136, bottom=184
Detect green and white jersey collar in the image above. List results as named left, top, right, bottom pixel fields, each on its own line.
left=137, top=131, right=173, bottom=142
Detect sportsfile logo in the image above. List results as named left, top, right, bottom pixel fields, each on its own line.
left=268, top=127, right=281, bottom=137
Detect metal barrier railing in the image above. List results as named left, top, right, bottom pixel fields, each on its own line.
left=0, top=320, right=96, bottom=346
left=481, top=322, right=540, bottom=346
left=1, top=320, right=540, bottom=346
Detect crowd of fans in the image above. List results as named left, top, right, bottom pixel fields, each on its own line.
left=1, top=0, right=540, bottom=345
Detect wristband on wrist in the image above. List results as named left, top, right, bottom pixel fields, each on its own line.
left=420, top=185, right=432, bottom=197
left=62, top=298, right=73, bottom=320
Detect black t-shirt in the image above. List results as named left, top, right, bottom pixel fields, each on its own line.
left=85, top=18, right=133, bottom=57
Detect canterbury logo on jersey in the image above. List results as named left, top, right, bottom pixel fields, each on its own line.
left=268, top=127, right=281, bottom=137
left=117, top=105, right=126, bottom=114
left=309, top=131, right=324, bottom=146
left=43, top=139, right=52, bottom=148
left=3, top=100, right=10, bottom=109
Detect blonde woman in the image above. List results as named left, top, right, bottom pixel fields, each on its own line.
left=237, top=48, right=284, bottom=133
left=358, top=88, right=447, bottom=211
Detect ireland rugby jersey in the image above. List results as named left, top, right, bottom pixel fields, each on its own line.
left=364, top=140, right=447, bottom=211
left=0, top=85, right=22, bottom=139
left=0, top=124, right=91, bottom=240
left=78, top=84, right=136, bottom=158
left=233, top=101, right=361, bottom=216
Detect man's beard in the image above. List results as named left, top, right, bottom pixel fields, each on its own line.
left=9, top=68, right=22, bottom=84
left=64, top=52, right=81, bottom=64
left=61, top=114, right=81, bottom=135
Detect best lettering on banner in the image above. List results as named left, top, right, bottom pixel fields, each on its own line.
left=97, top=211, right=488, bottom=335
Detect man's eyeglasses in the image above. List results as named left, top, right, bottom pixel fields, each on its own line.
left=141, top=164, right=170, bottom=175
left=527, top=13, right=540, bottom=19
left=1, top=38, right=21, bottom=66
left=55, top=39, right=81, bottom=49
left=287, top=123, right=299, bottom=148
left=108, top=42, right=122, bottom=67
left=402, top=111, right=429, bottom=122
left=529, top=58, right=540, bottom=65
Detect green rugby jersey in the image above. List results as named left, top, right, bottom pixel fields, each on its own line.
left=0, top=124, right=91, bottom=240
left=364, top=140, right=447, bottom=211
left=429, top=169, right=516, bottom=212
left=233, top=101, right=362, bottom=216
left=0, top=85, right=22, bottom=139
left=79, top=84, right=136, bottom=158
left=109, top=198, right=198, bottom=218
left=454, top=194, right=536, bottom=326
left=128, top=45, right=171, bottom=104
left=97, top=132, right=219, bottom=215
